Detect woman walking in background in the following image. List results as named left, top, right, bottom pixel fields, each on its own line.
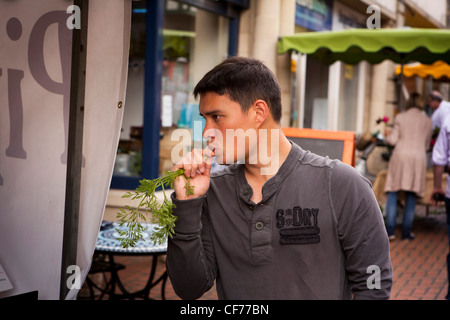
left=384, top=93, right=433, bottom=240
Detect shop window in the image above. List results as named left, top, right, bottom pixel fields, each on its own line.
left=303, top=56, right=329, bottom=130
left=338, top=63, right=359, bottom=131
left=111, top=0, right=231, bottom=189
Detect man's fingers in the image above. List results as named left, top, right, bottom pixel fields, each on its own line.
left=172, top=148, right=213, bottom=178
left=203, top=145, right=215, bottom=159
left=189, top=150, right=202, bottom=177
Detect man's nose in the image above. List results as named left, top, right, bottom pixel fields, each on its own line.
left=203, top=122, right=216, bottom=141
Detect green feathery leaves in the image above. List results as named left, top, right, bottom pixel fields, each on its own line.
left=116, top=169, right=194, bottom=248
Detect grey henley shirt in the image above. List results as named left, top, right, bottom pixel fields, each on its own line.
left=166, top=142, right=393, bottom=300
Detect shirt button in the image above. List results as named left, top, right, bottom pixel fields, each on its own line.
left=243, top=188, right=251, bottom=195
left=248, top=204, right=255, bottom=210
left=255, top=222, right=264, bottom=230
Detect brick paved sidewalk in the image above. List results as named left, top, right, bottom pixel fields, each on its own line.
left=388, top=210, right=449, bottom=300
left=80, top=208, right=449, bottom=300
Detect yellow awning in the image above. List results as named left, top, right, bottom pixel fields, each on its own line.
left=395, top=60, right=450, bottom=80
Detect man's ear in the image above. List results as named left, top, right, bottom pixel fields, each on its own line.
left=253, top=100, right=269, bottom=127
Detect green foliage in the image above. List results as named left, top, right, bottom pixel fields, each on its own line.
left=116, top=169, right=194, bottom=248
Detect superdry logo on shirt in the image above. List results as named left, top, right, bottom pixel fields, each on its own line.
left=275, top=207, right=320, bottom=244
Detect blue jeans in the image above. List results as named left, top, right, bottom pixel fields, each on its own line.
left=385, top=191, right=417, bottom=238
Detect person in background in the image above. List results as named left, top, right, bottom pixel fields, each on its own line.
left=384, top=93, right=433, bottom=241
left=429, top=90, right=450, bottom=131
left=430, top=105, right=450, bottom=300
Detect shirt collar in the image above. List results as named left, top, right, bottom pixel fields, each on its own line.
left=237, top=141, right=303, bottom=203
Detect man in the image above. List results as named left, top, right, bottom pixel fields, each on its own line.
left=166, top=57, right=392, bottom=300
left=429, top=90, right=450, bottom=131
left=430, top=112, right=450, bottom=300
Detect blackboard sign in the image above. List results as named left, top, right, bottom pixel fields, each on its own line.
left=283, top=128, right=355, bottom=166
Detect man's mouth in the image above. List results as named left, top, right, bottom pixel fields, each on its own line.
left=204, top=144, right=216, bottom=160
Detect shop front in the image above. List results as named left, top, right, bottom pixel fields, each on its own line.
left=291, top=0, right=370, bottom=134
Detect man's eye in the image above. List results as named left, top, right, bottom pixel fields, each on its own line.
left=212, top=115, right=221, bottom=120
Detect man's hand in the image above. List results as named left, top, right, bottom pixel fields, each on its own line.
left=172, top=147, right=215, bottom=200
left=430, top=188, right=446, bottom=206
left=431, top=165, right=446, bottom=206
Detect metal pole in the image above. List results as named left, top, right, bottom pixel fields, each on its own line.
left=60, top=0, right=89, bottom=300
left=142, top=0, right=164, bottom=180
left=399, top=62, right=404, bottom=112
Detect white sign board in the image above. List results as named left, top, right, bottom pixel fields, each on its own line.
left=0, top=0, right=131, bottom=299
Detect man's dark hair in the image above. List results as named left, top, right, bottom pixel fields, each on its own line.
left=429, top=93, right=443, bottom=102
left=193, top=56, right=282, bottom=122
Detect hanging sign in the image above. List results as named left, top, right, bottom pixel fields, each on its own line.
left=295, top=0, right=333, bottom=31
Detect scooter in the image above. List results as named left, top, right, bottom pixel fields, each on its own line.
left=355, top=131, right=388, bottom=183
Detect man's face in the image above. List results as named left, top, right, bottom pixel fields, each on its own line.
left=199, top=92, right=254, bottom=165
left=428, top=96, right=440, bottom=110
